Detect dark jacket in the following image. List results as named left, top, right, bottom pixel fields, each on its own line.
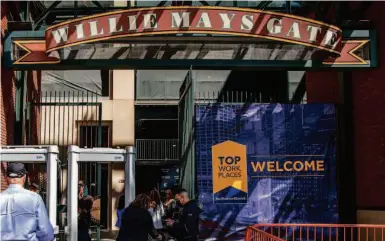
left=78, top=196, right=93, bottom=241
left=172, top=200, right=202, bottom=241
left=78, top=213, right=91, bottom=241
left=116, top=206, right=159, bottom=241
left=165, top=200, right=182, bottom=220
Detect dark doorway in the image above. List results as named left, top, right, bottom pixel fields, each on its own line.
left=136, top=165, right=180, bottom=196
left=135, top=105, right=179, bottom=139
left=220, top=70, right=289, bottom=102
left=136, top=166, right=164, bottom=194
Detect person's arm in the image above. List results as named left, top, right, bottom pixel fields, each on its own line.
left=170, top=208, right=189, bottom=236
left=160, top=202, right=165, bottom=217
left=35, top=195, right=55, bottom=241
left=164, top=199, right=175, bottom=207
left=171, top=206, right=199, bottom=237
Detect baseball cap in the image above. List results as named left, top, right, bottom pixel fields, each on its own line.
left=7, top=163, right=27, bottom=178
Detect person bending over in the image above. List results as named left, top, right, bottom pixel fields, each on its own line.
left=166, top=189, right=202, bottom=241
left=116, top=194, right=163, bottom=241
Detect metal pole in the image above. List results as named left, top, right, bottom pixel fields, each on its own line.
left=67, top=145, right=79, bottom=241
left=337, top=72, right=356, bottom=223
left=14, top=71, right=26, bottom=144
left=125, top=146, right=136, bottom=207
left=96, top=103, right=102, bottom=241
left=47, top=145, right=59, bottom=235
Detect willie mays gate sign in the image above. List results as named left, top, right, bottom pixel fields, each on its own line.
left=4, top=6, right=377, bottom=69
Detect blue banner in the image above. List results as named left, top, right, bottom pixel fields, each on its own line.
left=195, top=103, right=338, bottom=241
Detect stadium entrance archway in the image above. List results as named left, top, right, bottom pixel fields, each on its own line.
left=2, top=4, right=378, bottom=240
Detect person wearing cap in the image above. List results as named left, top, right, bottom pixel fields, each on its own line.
left=0, top=163, right=55, bottom=241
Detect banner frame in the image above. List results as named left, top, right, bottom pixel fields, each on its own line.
left=5, top=29, right=376, bottom=69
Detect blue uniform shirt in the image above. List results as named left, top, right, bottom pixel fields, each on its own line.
left=115, top=208, right=125, bottom=228
left=0, top=184, right=55, bottom=241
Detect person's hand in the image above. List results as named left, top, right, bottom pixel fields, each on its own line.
left=165, top=219, right=175, bottom=226
left=149, top=201, right=155, bottom=208
left=165, top=199, right=174, bottom=207
left=78, top=188, right=84, bottom=199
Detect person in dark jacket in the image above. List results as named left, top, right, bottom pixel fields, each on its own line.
left=116, top=194, right=163, bottom=241
left=78, top=196, right=93, bottom=241
left=165, top=189, right=202, bottom=241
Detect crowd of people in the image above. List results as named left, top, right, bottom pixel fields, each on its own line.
left=116, top=188, right=202, bottom=241
left=77, top=183, right=203, bottom=241
left=0, top=162, right=202, bottom=241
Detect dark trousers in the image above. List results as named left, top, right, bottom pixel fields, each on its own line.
left=78, top=230, right=91, bottom=241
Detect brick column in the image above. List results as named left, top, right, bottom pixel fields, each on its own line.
left=0, top=2, right=16, bottom=191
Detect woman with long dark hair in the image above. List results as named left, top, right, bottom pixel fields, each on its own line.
left=116, top=194, right=162, bottom=241
left=148, top=189, right=165, bottom=231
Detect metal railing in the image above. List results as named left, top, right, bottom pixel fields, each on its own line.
left=246, top=227, right=286, bottom=241
left=195, top=91, right=307, bottom=104
left=246, top=224, right=385, bottom=241
left=26, top=90, right=106, bottom=239
left=27, top=90, right=104, bottom=197
left=135, top=90, right=307, bottom=105
left=136, top=139, right=179, bottom=161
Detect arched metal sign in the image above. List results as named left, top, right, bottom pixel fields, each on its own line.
left=44, top=6, right=343, bottom=54
left=5, top=7, right=376, bottom=68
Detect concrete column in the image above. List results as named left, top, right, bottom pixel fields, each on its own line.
left=112, top=70, right=135, bottom=146
left=109, top=69, right=135, bottom=231
left=110, top=0, right=136, bottom=231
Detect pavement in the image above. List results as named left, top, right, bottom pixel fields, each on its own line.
left=99, top=230, right=118, bottom=240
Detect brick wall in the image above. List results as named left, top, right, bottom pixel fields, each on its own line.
left=0, top=68, right=16, bottom=191
left=306, top=72, right=340, bottom=104
left=26, top=70, right=45, bottom=188
left=27, top=70, right=42, bottom=145
left=306, top=2, right=385, bottom=209
left=0, top=2, right=43, bottom=191
left=351, top=2, right=385, bottom=208
left=0, top=1, right=15, bottom=191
